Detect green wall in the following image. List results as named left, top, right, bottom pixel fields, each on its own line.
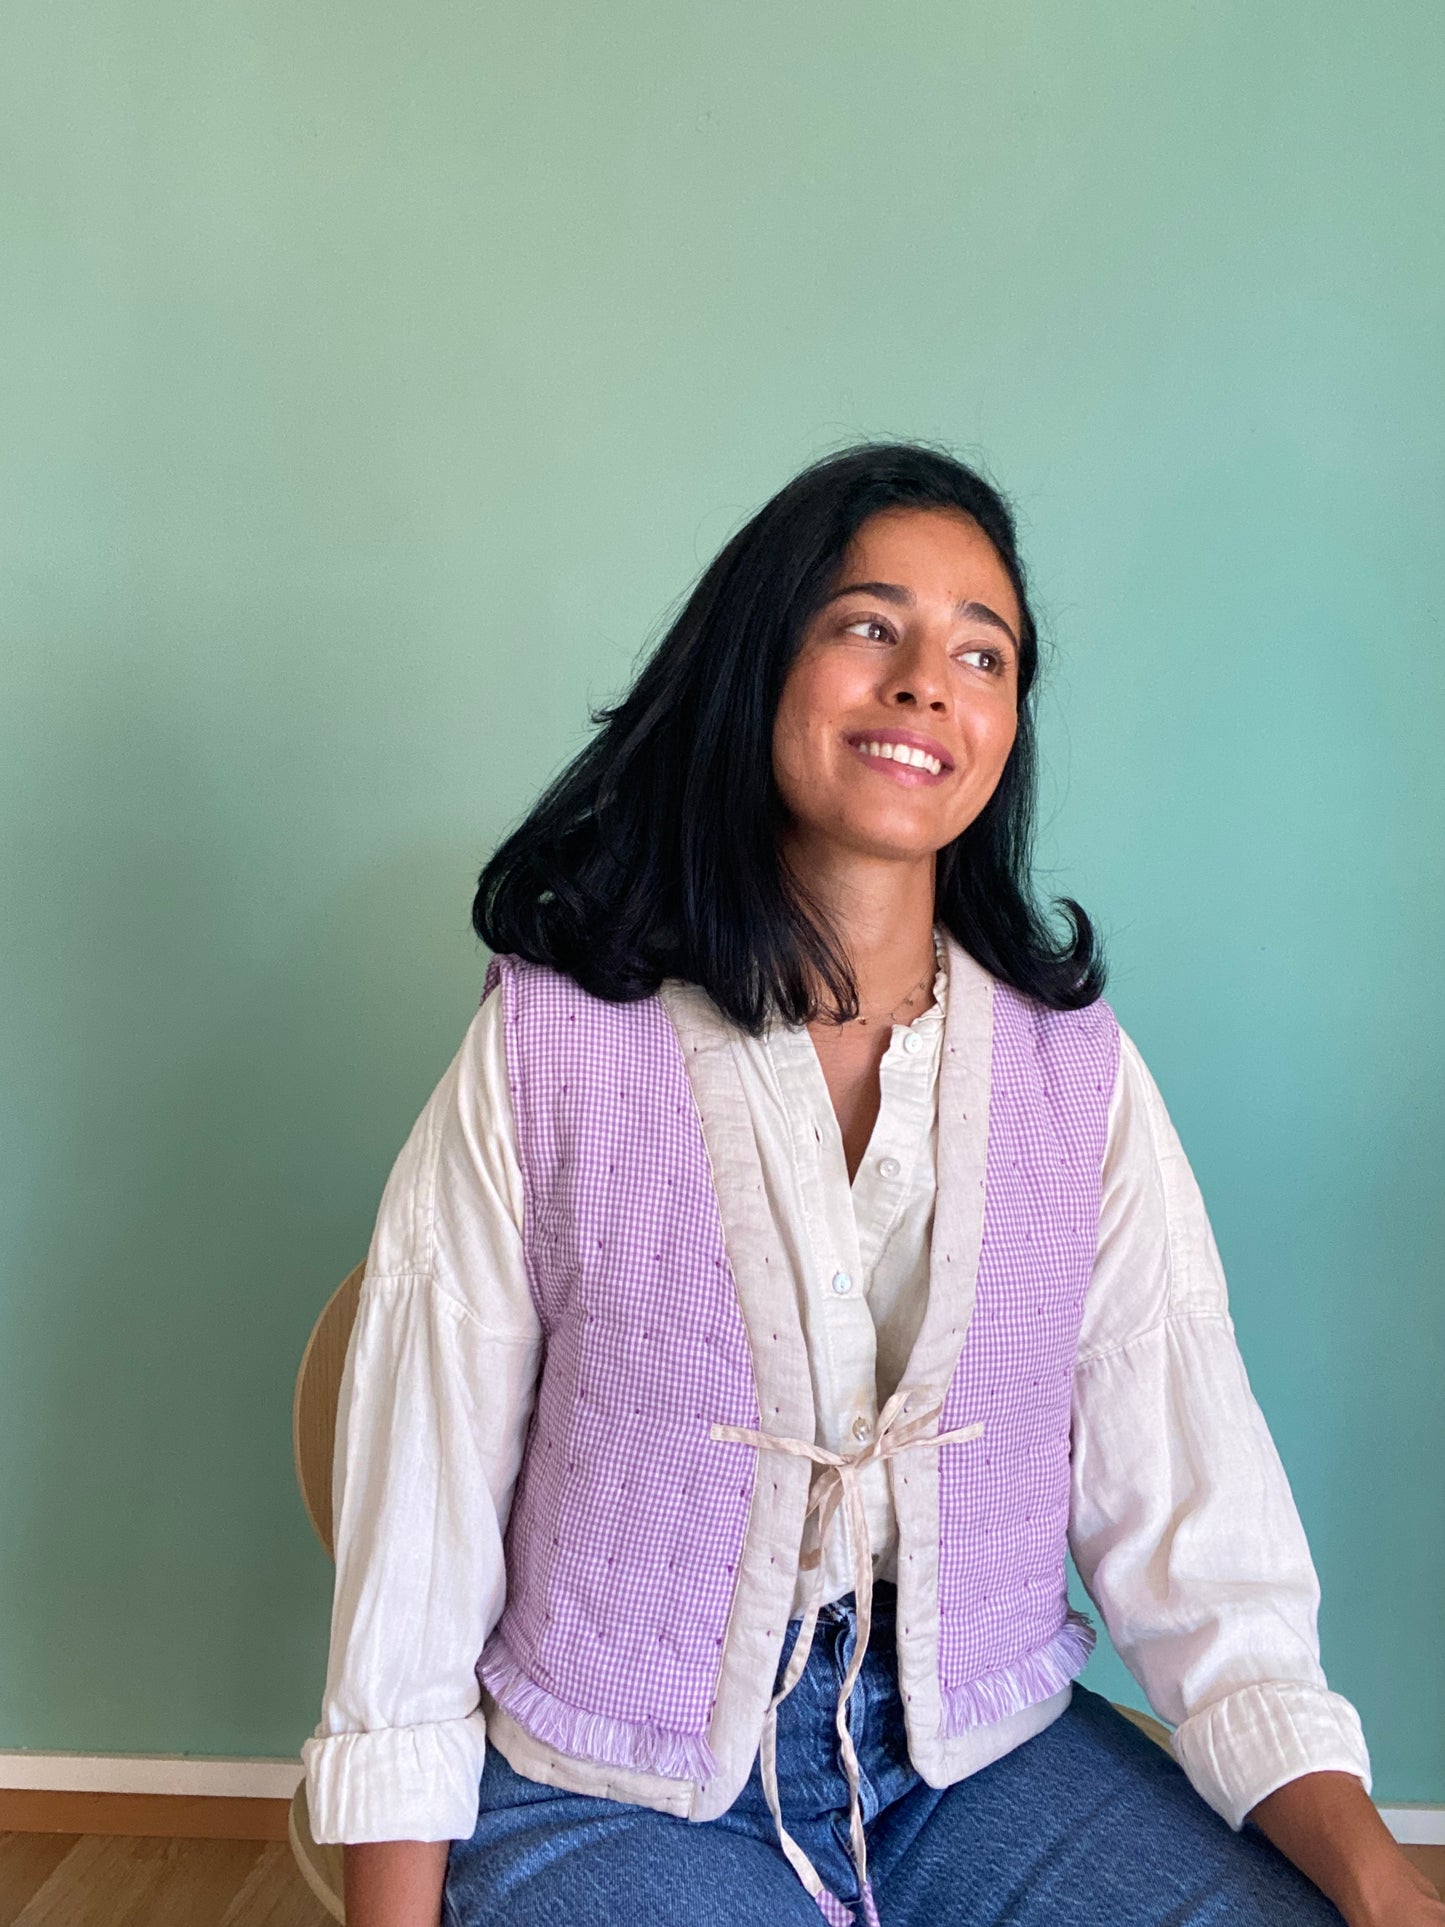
left=3, top=1, right=1441, bottom=1801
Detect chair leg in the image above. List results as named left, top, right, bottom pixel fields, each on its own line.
left=288, top=1783, right=346, bottom=1922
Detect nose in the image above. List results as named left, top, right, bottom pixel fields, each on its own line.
left=880, top=634, right=950, bottom=714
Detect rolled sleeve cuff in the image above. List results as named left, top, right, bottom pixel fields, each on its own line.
left=1171, top=1681, right=1372, bottom=1830
left=301, top=1711, right=488, bottom=1843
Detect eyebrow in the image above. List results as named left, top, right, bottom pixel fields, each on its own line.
left=826, top=580, right=1019, bottom=648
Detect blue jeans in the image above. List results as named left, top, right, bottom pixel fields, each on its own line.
left=445, top=1583, right=1342, bottom=1925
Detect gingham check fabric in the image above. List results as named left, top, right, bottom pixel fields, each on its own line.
left=936, top=981, right=1120, bottom=1729
left=477, top=954, right=761, bottom=1781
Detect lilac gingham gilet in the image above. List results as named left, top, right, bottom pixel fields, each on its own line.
left=477, top=951, right=1119, bottom=1784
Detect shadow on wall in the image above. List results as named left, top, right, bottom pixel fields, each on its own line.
left=1, top=682, right=492, bottom=1757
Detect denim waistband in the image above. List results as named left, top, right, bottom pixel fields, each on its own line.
left=815, top=1579, right=897, bottom=1624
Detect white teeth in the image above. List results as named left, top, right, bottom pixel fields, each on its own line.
left=858, top=739, right=942, bottom=775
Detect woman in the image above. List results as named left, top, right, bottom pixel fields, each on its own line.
left=304, top=445, right=1439, bottom=1926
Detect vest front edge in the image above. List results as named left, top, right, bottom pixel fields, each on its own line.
left=889, top=934, right=995, bottom=1782
left=657, top=978, right=820, bottom=1821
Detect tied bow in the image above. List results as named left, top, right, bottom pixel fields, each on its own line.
left=711, top=1388, right=985, bottom=1914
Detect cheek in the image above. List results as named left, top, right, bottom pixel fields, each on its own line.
left=781, top=649, right=842, bottom=719
left=772, top=656, right=835, bottom=772
left=769, top=696, right=814, bottom=812
left=972, top=700, right=1018, bottom=777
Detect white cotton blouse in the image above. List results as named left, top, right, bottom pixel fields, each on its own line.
left=302, top=939, right=1371, bottom=1846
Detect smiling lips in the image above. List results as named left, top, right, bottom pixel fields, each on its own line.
left=846, top=730, right=953, bottom=781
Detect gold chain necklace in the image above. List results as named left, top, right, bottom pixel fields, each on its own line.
left=848, top=932, right=943, bottom=1027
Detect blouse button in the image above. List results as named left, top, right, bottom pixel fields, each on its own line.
left=878, top=1156, right=901, bottom=1179
left=851, top=1413, right=873, bottom=1442
left=831, top=1270, right=853, bottom=1296
left=902, top=1031, right=923, bottom=1056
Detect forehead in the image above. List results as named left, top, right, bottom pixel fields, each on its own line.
left=839, top=507, right=1019, bottom=623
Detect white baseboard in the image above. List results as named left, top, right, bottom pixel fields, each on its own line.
left=1380, top=1805, right=1445, bottom=1847
left=0, top=1752, right=302, bottom=1800
left=0, top=1753, right=1439, bottom=1844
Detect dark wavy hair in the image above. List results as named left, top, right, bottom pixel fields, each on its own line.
left=473, top=441, right=1105, bottom=1032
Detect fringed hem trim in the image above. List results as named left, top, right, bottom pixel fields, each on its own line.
left=940, top=1609, right=1096, bottom=1734
left=479, top=1646, right=718, bottom=1784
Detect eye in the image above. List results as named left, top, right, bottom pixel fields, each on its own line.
left=843, top=616, right=895, bottom=643
left=958, top=646, right=1006, bottom=674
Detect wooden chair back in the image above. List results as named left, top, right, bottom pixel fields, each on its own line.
left=293, top=1263, right=366, bottom=1557
left=290, top=1263, right=366, bottom=1921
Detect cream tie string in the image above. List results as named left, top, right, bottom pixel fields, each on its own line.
left=711, top=1389, right=985, bottom=1912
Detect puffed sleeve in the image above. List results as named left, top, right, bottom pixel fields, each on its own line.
left=1068, top=1027, right=1370, bottom=1828
left=301, top=984, right=543, bottom=1843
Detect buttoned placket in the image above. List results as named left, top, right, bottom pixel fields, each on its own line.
left=759, top=935, right=947, bottom=1609
left=734, top=938, right=977, bottom=1917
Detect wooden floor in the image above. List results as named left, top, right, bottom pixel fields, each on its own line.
left=0, top=1832, right=333, bottom=1927
left=1, top=1827, right=1438, bottom=1924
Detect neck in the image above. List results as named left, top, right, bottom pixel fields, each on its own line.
left=782, top=837, right=939, bottom=1017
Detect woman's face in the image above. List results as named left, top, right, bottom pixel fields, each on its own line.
left=772, top=506, right=1022, bottom=870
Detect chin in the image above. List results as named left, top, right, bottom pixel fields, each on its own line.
left=831, top=815, right=948, bottom=863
